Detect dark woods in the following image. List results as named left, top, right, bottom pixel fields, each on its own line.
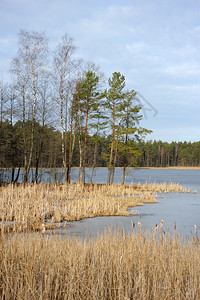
left=0, top=121, right=199, bottom=177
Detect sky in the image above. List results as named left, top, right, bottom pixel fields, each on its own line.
left=0, top=0, right=200, bottom=142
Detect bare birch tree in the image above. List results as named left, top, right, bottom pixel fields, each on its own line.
left=11, top=29, right=48, bottom=183
left=52, top=34, right=80, bottom=182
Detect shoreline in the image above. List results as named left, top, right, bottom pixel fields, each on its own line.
left=135, top=166, right=200, bottom=170
left=1, top=166, right=200, bottom=170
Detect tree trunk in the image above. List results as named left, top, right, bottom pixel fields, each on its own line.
left=22, top=86, right=28, bottom=184
left=60, top=87, right=67, bottom=182
left=34, top=136, right=44, bottom=183
left=107, top=130, right=115, bottom=185
left=78, top=136, right=83, bottom=183
left=68, top=130, right=76, bottom=183
left=90, top=141, right=98, bottom=184
left=26, top=72, right=37, bottom=181
left=107, top=143, right=114, bottom=185
left=122, top=166, right=126, bottom=185
left=14, top=167, right=21, bottom=183
left=68, top=107, right=74, bottom=183
left=111, top=122, right=121, bottom=184
left=82, top=99, right=89, bottom=185
left=111, top=141, right=118, bottom=184
left=107, top=98, right=116, bottom=185
left=174, top=145, right=179, bottom=166
left=146, top=151, right=149, bottom=167
left=11, top=167, right=15, bottom=183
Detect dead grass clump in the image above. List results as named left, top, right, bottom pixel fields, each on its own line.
left=0, top=182, right=193, bottom=232
left=0, top=230, right=199, bottom=299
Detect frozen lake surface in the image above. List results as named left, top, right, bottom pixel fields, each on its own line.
left=1, top=167, right=199, bottom=237
left=50, top=168, right=200, bottom=238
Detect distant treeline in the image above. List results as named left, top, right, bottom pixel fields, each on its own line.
left=137, top=140, right=200, bottom=167
left=1, top=120, right=199, bottom=172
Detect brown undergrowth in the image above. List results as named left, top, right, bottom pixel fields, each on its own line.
left=0, top=230, right=199, bottom=299
left=0, top=182, right=193, bottom=233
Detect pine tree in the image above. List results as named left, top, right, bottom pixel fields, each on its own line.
left=106, top=72, right=126, bottom=185
left=118, top=90, right=151, bottom=184
left=78, top=71, right=104, bottom=184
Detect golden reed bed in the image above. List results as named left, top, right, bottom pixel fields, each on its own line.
left=0, top=229, right=199, bottom=299
left=0, top=183, right=199, bottom=299
left=0, top=182, right=194, bottom=233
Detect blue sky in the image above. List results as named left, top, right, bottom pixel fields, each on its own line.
left=0, top=0, right=200, bottom=142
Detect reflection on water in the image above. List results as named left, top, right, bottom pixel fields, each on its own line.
left=1, top=167, right=200, bottom=187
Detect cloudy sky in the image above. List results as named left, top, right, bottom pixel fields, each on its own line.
left=0, top=0, right=200, bottom=142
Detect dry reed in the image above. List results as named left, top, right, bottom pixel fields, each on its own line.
left=0, top=182, right=193, bottom=232
left=0, top=230, right=199, bottom=299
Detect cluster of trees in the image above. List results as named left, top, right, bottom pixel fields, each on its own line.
left=1, top=30, right=199, bottom=184
left=1, top=120, right=199, bottom=180
left=0, top=30, right=151, bottom=184
left=137, top=140, right=200, bottom=167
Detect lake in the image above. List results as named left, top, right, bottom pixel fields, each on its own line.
left=47, top=168, right=199, bottom=238
left=1, top=167, right=199, bottom=237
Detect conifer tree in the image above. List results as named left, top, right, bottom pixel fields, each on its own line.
left=118, top=90, right=151, bottom=184
left=106, top=72, right=151, bottom=184
left=106, top=72, right=126, bottom=185
left=78, top=71, right=103, bottom=184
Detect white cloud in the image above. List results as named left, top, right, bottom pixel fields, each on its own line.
left=125, top=42, right=149, bottom=54
left=0, top=0, right=199, bottom=141
left=164, top=63, right=200, bottom=78
left=0, top=38, right=12, bottom=46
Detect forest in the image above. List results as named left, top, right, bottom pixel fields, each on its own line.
left=0, top=30, right=199, bottom=184
left=1, top=119, right=199, bottom=179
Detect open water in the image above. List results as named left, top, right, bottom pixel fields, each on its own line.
left=52, top=168, right=200, bottom=238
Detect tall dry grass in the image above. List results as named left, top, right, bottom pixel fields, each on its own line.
left=0, top=230, right=199, bottom=299
left=0, top=182, right=193, bottom=232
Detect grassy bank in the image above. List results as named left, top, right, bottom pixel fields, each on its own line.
left=0, top=230, right=199, bottom=299
left=0, top=182, right=193, bottom=233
